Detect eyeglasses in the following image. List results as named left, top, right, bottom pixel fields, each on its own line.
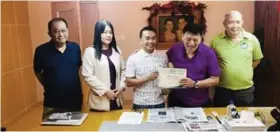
left=51, top=29, right=68, bottom=35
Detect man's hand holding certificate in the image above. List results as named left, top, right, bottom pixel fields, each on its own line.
left=158, top=68, right=187, bottom=89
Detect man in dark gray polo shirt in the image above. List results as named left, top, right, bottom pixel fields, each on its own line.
left=33, top=18, right=82, bottom=120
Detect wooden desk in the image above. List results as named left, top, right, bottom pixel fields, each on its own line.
left=6, top=104, right=274, bottom=131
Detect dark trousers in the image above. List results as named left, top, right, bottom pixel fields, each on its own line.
left=214, top=86, right=255, bottom=107
left=132, top=102, right=165, bottom=110
left=168, top=97, right=213, bottom=108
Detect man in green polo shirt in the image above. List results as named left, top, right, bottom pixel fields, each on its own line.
left=210, top=10, right=263, bottom=106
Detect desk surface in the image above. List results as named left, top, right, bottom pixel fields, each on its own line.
left=7, top=104, right=274, bottom=131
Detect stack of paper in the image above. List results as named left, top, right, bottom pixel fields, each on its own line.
left=117, top=112, right=144, bottom=124
left=224, top=110, right=266, bottom=131
left=224, top=118, right=266, bottom=131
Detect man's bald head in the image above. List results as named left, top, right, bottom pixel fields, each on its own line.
left=223, top=10, right=244, bottom=37
left=224, top=10, right=243, bottom=23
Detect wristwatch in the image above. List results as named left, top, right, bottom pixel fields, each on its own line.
left=194, top=81, right=199, bottom=88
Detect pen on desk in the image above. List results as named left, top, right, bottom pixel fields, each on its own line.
left=212, top=111, right=222, bottom=124
left=131, top=108, right=143, bottom=113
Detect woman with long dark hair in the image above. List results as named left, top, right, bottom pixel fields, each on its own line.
left=82, top=20, right=125, bottom=111
left=161, top=18, right=177, bottom=42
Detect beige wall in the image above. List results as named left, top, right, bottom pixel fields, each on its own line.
left=98, top=1, right=255, bottom=59
left=28, top=1, right=52, bottom=102
left=98, top=1, right=255, bottom=100
left=98, top=1, right=155, bottom=59
left=1, top=1, right=37, bottom=127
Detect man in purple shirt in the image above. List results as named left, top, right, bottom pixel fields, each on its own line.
left=166, top=24, right=221, bottom=107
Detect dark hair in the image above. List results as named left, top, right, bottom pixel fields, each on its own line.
left=178, top=15, right=194, bottom=25
left=164, top=18, right=174, bottom=25
left=48, top=17, right=68, bottom=32
left=177, top=16, right=186, bottom=22
left=183, top=24, right=205, bottom=41
left=93, top=20, right=119, bottom=60
left=183, top=24, right=205, bottom=36
left=139, top=26, right=156, bottom=38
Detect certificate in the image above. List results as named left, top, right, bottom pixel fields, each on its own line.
left=158, top=68, right=187, bottom=89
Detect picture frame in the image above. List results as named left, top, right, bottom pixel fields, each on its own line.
left=142, top=1, right=207, bottom=50
left=157, top=14, right=194, bottom=48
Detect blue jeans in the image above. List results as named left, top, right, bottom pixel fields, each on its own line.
left=132, top=102, right=165, bottom=110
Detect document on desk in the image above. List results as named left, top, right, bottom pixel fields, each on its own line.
left=183, top=120, right=226, bottom=131
left=117, top=112, right=144, bottom=124
left=158, top=68, right=187, bottom=89
left=174, top=107, right=208, bottom=122
left=41, top=112, right=88, bottom=126
left=147, top=108, right=177, bottom=123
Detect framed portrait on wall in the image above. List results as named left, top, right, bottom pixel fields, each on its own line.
left=142, top=1, right=207, bottom=50
left=158, top=14, right=194, bottom=45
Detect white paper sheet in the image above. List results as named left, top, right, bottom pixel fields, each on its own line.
left=117, top=112, right=144, bottom=124
left=240, top=110, right=255, bottom=123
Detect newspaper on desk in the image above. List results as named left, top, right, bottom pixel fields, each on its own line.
left=147, top=107, right=226, bottom=131
left=147, top=108, right=177, bottom=123
left=147, top=107, right=208, bottom=123
left=183, top=120, right=226, bottom=131
left=174, top=107, right=208, bottom=123
left=176, top=107, right=226, bottom=131
left=158, top=68, right=187, bottom=89
left=41, top=112, right=88, bottom=126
